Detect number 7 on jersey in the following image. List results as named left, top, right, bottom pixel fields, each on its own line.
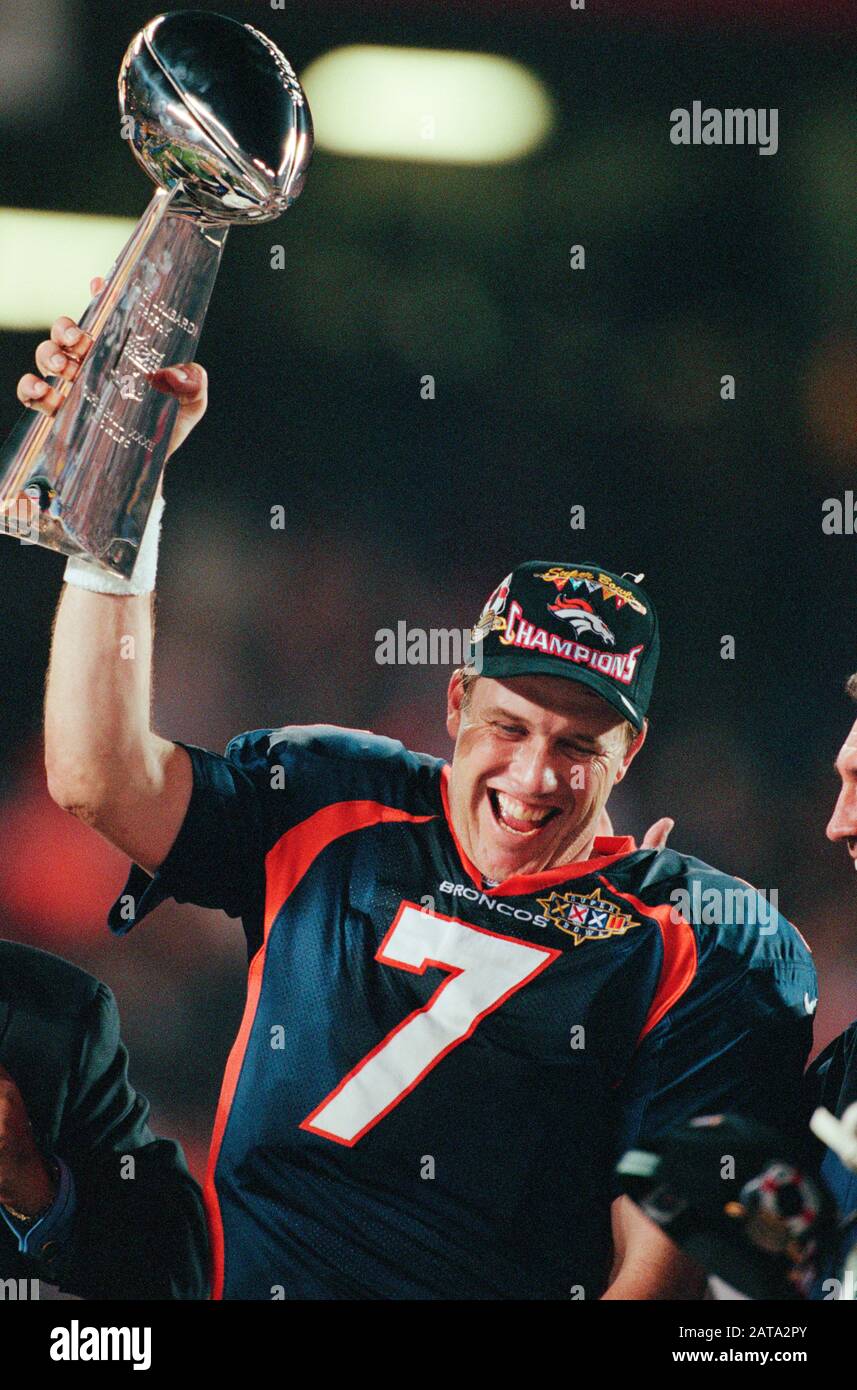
left=301, top=901, right=560, bottom=1146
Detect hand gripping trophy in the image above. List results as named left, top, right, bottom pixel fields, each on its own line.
left=0, top=10, right=312, bottom=578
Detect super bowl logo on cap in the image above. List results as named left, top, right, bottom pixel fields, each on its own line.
left=472, top=573, right=512, bottom=643
left=536, top=568, right=648, bottom=616
left=536, top=887, right=640, bottom=946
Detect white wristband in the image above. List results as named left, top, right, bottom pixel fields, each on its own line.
left=63, top=492, right=165, bottom=596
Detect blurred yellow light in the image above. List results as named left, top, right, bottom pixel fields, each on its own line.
left=300, top=45, right=555, bottom=164
left=0, top=209, right=135, bottom=331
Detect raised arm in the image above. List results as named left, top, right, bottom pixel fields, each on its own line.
left=45, top=583, right=191, bottom=874
left=23, top=277, right=208, bottom=873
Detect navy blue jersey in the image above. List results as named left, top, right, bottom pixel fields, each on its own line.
left=109, top=725, right=817, bottom=1300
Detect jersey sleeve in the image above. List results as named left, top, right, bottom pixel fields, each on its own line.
left=613, top=885, right=818, bottom=1184
left=107, top=734, right=276, bottom=940
left=107, top=724, right=441, bottom=946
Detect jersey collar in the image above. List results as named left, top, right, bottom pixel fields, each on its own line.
left=439, top=765, right=637, bottom=897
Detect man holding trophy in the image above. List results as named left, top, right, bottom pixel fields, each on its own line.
left=14, top=303, right=820, bottom=1299
left=1, top=12, right=818, bottom=1300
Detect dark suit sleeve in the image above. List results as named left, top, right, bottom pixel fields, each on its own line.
left=28, top=982, right=209, bottom=1300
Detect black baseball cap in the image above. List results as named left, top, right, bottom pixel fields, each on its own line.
left=470, top=560, right=659, bottom=730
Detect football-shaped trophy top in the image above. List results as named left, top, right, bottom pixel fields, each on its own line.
left=118, top=9, right=313, bottom=224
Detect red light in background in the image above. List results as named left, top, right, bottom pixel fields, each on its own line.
left=0, top=743, right=128, bottom=948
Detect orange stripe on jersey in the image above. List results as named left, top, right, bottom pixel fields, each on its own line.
left=263, top=800, right=435, bottom=937
left=597, top=876, right=698, bottom=1045
left=204, top=798, right=436, bottom=1300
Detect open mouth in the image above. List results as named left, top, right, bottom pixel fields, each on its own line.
left=488, top=788, right=561, bottom=837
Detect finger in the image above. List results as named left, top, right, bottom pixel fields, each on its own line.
left=17, top=373, right=62, bottom=414
left=35, top=339, right=80, bottom=383
left=49, top=317, right=93, bottom=363
left=642, top=816, right=674, bottom=849
left=89, top=275, right=105, bottom=295
left=148, top=363, right=206, bottom=401
left=642, top=816, right=674, bottom=850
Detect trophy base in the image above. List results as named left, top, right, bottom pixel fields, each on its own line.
left=0, top=480, right=140, bottom=575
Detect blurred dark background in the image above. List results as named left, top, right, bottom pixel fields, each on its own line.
left=0, top=0, right=855, bottom=1179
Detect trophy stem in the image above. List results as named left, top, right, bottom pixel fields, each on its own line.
left=0, top=184, right=229, bottom=577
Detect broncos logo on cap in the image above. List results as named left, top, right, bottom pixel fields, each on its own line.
left=548, top=597, right=615, bottom=646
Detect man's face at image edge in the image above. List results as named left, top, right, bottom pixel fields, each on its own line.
left=828, top=717, right=857, bottom=870
left=446, top=671, right=644, bottom=883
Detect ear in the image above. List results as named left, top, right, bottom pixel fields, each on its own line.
left=447, top=668, right=466, bottom=741
left=613, top=719, right=647, bottom=785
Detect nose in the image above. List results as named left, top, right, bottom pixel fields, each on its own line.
left=509, top=739, right=561, bottom=797
left=826, top=784, right=857, bottom=842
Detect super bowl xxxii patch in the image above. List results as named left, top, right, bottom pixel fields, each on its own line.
left=536, top=887, right=640, bottom=946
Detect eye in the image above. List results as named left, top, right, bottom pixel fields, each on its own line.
left=560, top=742, right=594, bottom=759
left=495, top=721, right=526, bottom=737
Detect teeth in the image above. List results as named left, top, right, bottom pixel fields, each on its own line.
left=496, top=792, right=552, bottom=827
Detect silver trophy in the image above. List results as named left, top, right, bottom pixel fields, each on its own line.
left=0, top=10, right=312, bottom=577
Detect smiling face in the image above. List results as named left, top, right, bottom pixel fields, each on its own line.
left=827, top=716, right=857, bottom=870
left=446, top=670, right=646, bottom=883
